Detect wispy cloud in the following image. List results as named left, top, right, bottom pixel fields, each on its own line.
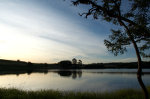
left=0, top=0, right=142, bottom=63
left=0, top=0, right=108, bottom=63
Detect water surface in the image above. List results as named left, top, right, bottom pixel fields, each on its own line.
left=0, top=69, right=150, bottom=92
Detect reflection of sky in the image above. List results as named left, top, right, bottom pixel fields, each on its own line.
left=0, top=69, right=150, bottom=92
left=0, top=0, right=149, bottom=63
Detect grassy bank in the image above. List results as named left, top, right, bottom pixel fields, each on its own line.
left=0, top=87, right=150, bottom=99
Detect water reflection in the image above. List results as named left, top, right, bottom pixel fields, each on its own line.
left=57, top=70, right=82, bottom=79
left=0, top=69, right=48, bottom=76
left=1, top=69, right=150, bottom=77
left=0, top=69, right=83, bottom=79
left=0, top=69, right=150, bottom=92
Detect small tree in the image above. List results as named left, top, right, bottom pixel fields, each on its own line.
left=69, top=0, right=150, bottom=99
left=17, top=59, right=20, bottom=62
left=78, top=60, right=82, bottom=65
left=72, top=58, right=77, bottom=65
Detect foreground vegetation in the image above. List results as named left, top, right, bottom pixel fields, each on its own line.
left=0, top=87, right=150, bottom=99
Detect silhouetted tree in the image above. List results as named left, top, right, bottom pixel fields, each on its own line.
left=72, top=58, right=77, bottom=65
left=78, top=60, right=82, bottom=65
left=69, top=0, right=150, bottom=98
left=27, top=62, right=33, bottom=75
left=27, top=62, right=33, bottom=66
left=17, top=59, right=20, bottom=62
left=59, top=60, right=72, bottom=68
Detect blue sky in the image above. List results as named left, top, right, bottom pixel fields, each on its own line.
left=0, top=0, right=148, bottom=63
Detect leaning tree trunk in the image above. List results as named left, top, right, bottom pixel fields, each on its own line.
left=132, top=40, right=149, bottom=99
left=120, top=21, right=149, bottom=99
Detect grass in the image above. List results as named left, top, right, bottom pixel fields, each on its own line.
left=0, top=87, right=150, bottom=99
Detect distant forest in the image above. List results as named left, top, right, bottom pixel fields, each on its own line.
left=0, top=59, right=149, bottom=70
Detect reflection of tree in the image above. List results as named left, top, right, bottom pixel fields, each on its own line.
left=72, top=71, right=77, bottom=79
left=78, top=71, right=82, bottom=78
left=57, top=70, right=82, bottom=79
left=57, top=71, right=72, bottom=77
left=44, top=70, right=48, bottom=74
left=27, top=69, right=33, bottom=75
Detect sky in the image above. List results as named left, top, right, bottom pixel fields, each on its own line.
left=0, top=0, right=149, bottom=64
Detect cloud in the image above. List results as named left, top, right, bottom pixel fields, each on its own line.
left=114, top=58, right=137, bottom=62
left=0, top=0, right=117, bottom=63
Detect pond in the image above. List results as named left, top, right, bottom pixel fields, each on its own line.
left=0, top=69, right=150, bottom=92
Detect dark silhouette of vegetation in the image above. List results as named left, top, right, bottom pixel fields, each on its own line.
left=72, top=58, right=83, bottom=68
left=72, top=58, right=77, bottom=65
left=59, top=60, right=72, bottom=68
left=0, top=59, right=149, bottom=71
left=83, top=62, right=150, bottom=69
left=59, top=59, right=83, bottom=69
left=68, top=0, right=150, bottom=99
left=0, top=59, right=149, bottom=78
left=78, top=60, right=82, bottom=65
left=17, top=59, right=20, bottom=62
left=27, top=62, right=33, bottom=66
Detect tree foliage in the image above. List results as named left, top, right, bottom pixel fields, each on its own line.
left=71, top=0, right=150, bottom=58
left=69, top=0, right=150, bottom=98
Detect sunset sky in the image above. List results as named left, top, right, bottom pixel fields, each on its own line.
left=0, top=0, right=148, bottom=63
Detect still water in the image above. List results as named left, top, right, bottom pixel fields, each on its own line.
left=0, top=69, right=150, bottom=92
